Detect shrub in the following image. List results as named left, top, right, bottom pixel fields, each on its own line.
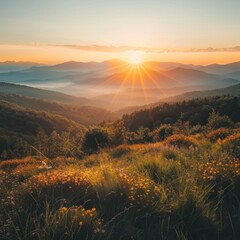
left=198, top=158, right=240, bottom=219
left=126, top=127, right=152, bottom=144
left=33, top=205, right=103, bottom=240
left=150, top=124, right=175, bottom=142
left=19, top=170, right=96, bottom=211
left=82, top=126, right=110, bottom=153
left=207, top=111, right=233, bottom=130
left=220, top=133, right=240, bottom=158
left=11, top=204, right=103, bottom=240
left=163, top=134, right=198, bottom=148
left=207, top=128, right=232, bottom=142
left=199, top=159, right=240, bottom=183
left=190, top=124, right=203, bottom=134
left=110, top=145, right=132, bottom=158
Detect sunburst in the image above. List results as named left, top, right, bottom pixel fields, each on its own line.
left=127, top=51, right=144, bottom=65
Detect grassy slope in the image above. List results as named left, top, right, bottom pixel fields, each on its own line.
left=0, top=130, right=240, bottom=239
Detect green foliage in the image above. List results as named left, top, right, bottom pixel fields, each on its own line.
left=122, top=96, right=240, bottom=131
left=1, top=93, right=240, bottom=239
left=2, top=136, right=240, bottom=239
left=103, top=121, right=127, bottom=146
left=0, top=90, right=117, bottom=126
left=126, top=127, right=152, bottom=144
left=150, top=124, right=175, bottom=142
left=82, top=126, right=110, bottom=153
left=25, top=205, right=102, bottom=240
left=134, top=158, right=180, bottom=184
left=0, top=100, right=82, bottom=160
left=207, top=110, right=233, bottom=130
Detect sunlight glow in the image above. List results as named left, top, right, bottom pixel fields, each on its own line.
left=127, top=51, right=144, bottom=65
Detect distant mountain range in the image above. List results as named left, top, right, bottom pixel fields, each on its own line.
left=0, top=61, right=45, bottom=73
left=161, top=83, right=240, bottom=102
left=0, top=59, right=240, bottom=111
left=0, top=82, right=88, bottom=104
left=1, top=59, right=240, bottom=88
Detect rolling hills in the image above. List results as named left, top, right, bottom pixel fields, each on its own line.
left=0, top=82, right=88, bottom=104
left=0, top=60, right=240, bottom=102
left=163, top=83, right=240, bottom=102
left=0, top=59, right=240, bottom=112
left=0, top=100, right=80, bottom=138
left=121, top=95, right=240, bottom=131
left=0, top=61, right=45, bottom=73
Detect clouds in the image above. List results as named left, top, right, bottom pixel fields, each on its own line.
left=186, top=46, right=240, bottom=53
left=2, top=43, right=240, bottom=54
left=1, top=43, right=240, bottom=65
left=55, top=44, right=240, bottom=53
left=53, top=45, right=169, bottom=53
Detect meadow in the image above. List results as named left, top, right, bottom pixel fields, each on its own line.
left=0, top=117, right=240, bottom=239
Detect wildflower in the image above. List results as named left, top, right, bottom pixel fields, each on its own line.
left=59, top=207, right=68, bottom=213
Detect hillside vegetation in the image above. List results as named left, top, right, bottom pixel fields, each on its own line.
left=122, top=95, right=240, bottom=131
left=0, top=95, right=240, bottom=239
left=0, top=92, right=117, bottom=125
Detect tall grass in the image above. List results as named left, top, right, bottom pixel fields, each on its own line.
left=1, top=131, right=240, bottom=239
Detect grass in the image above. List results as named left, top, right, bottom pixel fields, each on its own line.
left=0, top=131, right=240, bottom=239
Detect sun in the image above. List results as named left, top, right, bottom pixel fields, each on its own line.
left=127, top=51, right=144, bottom=65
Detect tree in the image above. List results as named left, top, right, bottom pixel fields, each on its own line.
left=151, top=124, right=174, bottom=142
left=82, top=126, right=110, bottom=153
left=207, top=111, right=233, bottom=130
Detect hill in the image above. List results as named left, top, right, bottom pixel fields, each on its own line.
left=199, top=61, right=240, bottom=74
left=0, top=99, right=86, bottom=159
left=116, top=83, right=240, bottom=115
left=0, top=100, right=80, bottom=138
left=0, top=61, right=45, bottom=73
left=86, top=67, right=179, bottom=88
left=122, top=95, right=240, bottom=131
left=163, top=67, right=239, bottom=88
left=1, top=60, right=240, bottom=101
left=0, top=60, right=240, bottom=111
left=0, top=82, right=90, bottom=104
left=0, top=92, right=117, bottom=126
left=1, top=101, right=240, bottom=239
left=162, top=83, right=240, bottom=102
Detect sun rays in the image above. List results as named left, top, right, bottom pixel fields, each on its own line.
left=95, top=60, right=168, bottom=110
left=126, top=51, right=144, bottom=66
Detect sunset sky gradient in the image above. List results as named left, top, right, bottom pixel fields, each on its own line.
left=1, top=0, right=240, bottom=64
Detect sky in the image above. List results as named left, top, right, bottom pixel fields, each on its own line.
left=1, top=0, right=240, bottom=64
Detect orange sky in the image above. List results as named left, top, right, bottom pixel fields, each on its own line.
left=1, top=1, right=240, bottom=65
left=1, top=44, right=240, bottom=65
